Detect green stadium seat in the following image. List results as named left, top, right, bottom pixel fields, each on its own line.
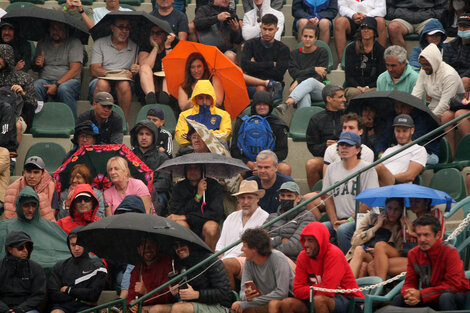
left=57, top=0, right=93, bottom=4
left=312, top=179, right=322, bottom=192
left=119, top=0, right=141, bottom=6
left=425, top=137, right=453, bottom=171
left=31, top=102, right=75, bottom=138
left=429, top=168, right=467, bottom=202
left=404, top=33, right=419, bottom=41
left=289, top=106, right=324, bottom=141
left=119, top=3, right=137, bottom=9
left=349, top=276, right=384, bottom=312
left=25, top=142, right=66, bottom=174
left=295, top=40, right=334, bottom=72
left=135, top=104, right=176, bottom=135
left=434, top=134, right=470, bottom=171
left=340, top=41, right=354, bottom=71
left=6, top=1, right=36, bottom=10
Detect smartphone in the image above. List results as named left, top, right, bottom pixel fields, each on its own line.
left=244, top=281, right=259, bottom=294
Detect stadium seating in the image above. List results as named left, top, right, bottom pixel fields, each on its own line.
left=289, top=106, right=324, bottom=141
left=31, top=102, right=75, bottom=138
left=25, top=142, right=66, bottom=174
left=135, top=104, right=177, bottom=135
left=429, top=168, right=467, bottom=202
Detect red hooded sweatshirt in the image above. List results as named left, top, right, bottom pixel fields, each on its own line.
left=402, top=239, right=470, bottom=303
left=294, top=222, right=364, bottom=299
left=57, top=184, right=101, bottom=234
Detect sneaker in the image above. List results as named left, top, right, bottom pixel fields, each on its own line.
left=110, top=303, right=123, bottom=313
left=275, top=102, right=288, bottom=115
left=267, top=80, right=282, bottom=94
left=336, top=63, right=342, bottom=70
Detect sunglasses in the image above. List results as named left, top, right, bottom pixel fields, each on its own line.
left=14, top=244, right=27, bottom=251
left=100, top=104, right=113, bottom=109
left=76, top=196, right=92, bottom=203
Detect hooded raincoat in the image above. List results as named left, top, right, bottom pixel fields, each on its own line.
left=0, top=187, right=69, bottom=271
left=412, top=43, right=465, bottom=116
left=57, top=184, right=101, bottom=234
left=294, top=222, right=363, bottom=299
left=175, top=80, right=232, bottom=146
left=409, top=19, right=447, bottom=69
left=0, top=231, right=46, bottom=313
left=48, top=228, right=107, bottom=307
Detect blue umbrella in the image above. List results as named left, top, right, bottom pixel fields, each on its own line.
left=355, top=184, right=455, bottom=211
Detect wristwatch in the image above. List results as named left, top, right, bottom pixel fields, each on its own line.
left=79, top=8, right=85, bottom=13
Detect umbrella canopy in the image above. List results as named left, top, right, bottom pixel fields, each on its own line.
left=348, top=90, right=441, bottom=128
left=162, top=40, right=250, bottom=119
left=2, top=6, right=89, bottom=44
left=157, top=153, right=249, bottom=178
left=76, top=213, right=211, bottom=264
left=53, top=144, right=153, bottom=195
left=89, top=10, right=172, bottom=43
left=186, top=119, right=231, bottom=156
left=355, top=184, right=455, bottom=210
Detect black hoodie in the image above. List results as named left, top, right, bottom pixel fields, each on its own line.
left=47, top=227, right=107, bottom=305
left=0, top=231, right=46, bottom=313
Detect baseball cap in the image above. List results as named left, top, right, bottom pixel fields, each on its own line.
left=278, top=181, right=300, bottom=194
left=393, top=114, right=414, bottom=128
left=19, top=196, right=38, bottom=207
left=147, top=106, right=165, bottom=120
left=74, top=192, right=92, bottom=200
left=426, top=29, right=445, bottom=35
left=24, top=156, right=45, bottom=170
left=337, top=131, right=361, bottom=146
left=457, top=14, right=470, bottom=26
left=0, top=22, right=14, bottom=29
left=94, top=92, right=114, bottom=106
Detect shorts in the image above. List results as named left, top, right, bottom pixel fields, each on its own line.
left=346, top=17, right=361, bottom=36
left=18, top=116, right=26, bottom=134
left=52, top=302, right=94, bottom=313
left=302, top=294, right=361, bottom=313
left=235, top=256, right=246, bottom=280
left=192, top=302, right=229, bottom=313
left=388, top=18, right=433, bottom=35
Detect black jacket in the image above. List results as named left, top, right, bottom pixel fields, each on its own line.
left=131, top=120, right=172, bottom=194
left=241, top=38, right=290, bottom=82
left=76, top=110, right=123, bottom=144
left=47, top=230, right=107, bottom=305
left=168, top=178, right=224, bottom=236
left=288, top=46, right=329, bottom=83
left=344, top=41, right=386, bottom=88
left=443, top=37, right=470, bottom=78
left=0, top=231, right=46, bottom=313
left=385, top=0, right=447, bottom=23
left=176, top=250, right=233, bottom=308
left=231, top=103, right=289, bottom=163
left=306, top=109, right=343, bottom=157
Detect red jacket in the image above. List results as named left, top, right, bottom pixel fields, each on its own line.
left=57, top=184, right=100, bottom=234
left=402, top=239, right=470, bottom=303
left=127, top=254, right=175, bottom=306
left=294, top=222, right=363, bottom=299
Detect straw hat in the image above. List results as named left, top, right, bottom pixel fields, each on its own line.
left=99, top=69, right=133, bottom=81
left=232, top=180, right=265, bottom=198
left=154, top=65, right=165, bottom=77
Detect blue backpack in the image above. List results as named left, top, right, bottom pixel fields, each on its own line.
left=237, top=115, right=275, bottom=162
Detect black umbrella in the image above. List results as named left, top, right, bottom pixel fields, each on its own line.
left=76, top=213, right=211, bottom=264
left=89, top=11, right=173, bottom=44
left=348, top=90, right=441, bottom=128
left=156, top=153, right=250, bottom=178
left=2, top=6, right=89, bottom=44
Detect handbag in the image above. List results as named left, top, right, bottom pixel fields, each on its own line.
left=449, top=92, right=470, bottom=111
left=363, top=227, right=392, bottom=248
left=401, top=242, right=418, bottom=256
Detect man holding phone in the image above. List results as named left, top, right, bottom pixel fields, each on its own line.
left=231, top=228, right=294, bottom=313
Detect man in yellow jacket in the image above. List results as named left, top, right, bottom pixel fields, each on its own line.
left=175, top=80, right=232, bottom=146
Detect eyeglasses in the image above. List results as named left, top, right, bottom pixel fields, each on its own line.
left=78, top=134, right=93, bottom=140
left=150, top=30, right=165, bottom=36
left=13, top=244, right=27, bottom=251
left=75, top=196, right=92, bottom=203
left=113, top=24, right=130, bottom=31
left=100, top=104, right=113, bottom=109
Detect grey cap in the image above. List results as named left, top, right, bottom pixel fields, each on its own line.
left=24, top=156, right=45, bottom=170
left=278, top=181, right=300, bottom=194
left=94, top=92, right=114, bottom=106
left=393, top=114, right=414, bottom=128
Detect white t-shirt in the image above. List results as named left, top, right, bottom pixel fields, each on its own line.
left=216, top=207, right=269, bottom=259
left=322, top=160, right=379, bottom=219
left=324, top=143, right=374, bottom=165
left=382, top=144, right=427, bottom=179
left=93, top=6, right=133, bottom=24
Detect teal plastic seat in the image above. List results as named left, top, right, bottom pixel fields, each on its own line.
left=6, top=1, right=36, bottom=10
left=363, top=278, right=405, bottom=313
left=135, top=104, right=176, bottom=135
left=434, top=134, right=470, bottom=171
left=25, top=142, right=66, bottom=174
left=312, top=179, right=322, bottom=192
left=445, top=196, right=470, bottom=248
left=348, top=276, right=384, bottom=313
left=295, top=40, right=334, bottom=72
left=425, top=137, right=453, bottom=171
left=31, top=102, right=75, bottom=138
left=119, top=3, right=137, bottom=9
left=341, top=41, right=355, bottom=71
left=429, top=168, right=467, bottom=202
left=289, top=106, right=324, bottom=141
left=404, top=33, right=419, bottom=41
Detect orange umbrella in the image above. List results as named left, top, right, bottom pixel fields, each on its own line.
left=162, top=40, right=250, bottom=119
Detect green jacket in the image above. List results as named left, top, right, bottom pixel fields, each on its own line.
left=0, top=187, right=69, bottom=274
left=376, top=62, right=418, bottom=93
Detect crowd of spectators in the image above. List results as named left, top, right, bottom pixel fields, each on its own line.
left=1, top=0, right=470, bottom=312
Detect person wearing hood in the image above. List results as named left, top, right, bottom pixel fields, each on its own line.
left=63, top=121, right=100, bottom=161
left=264, top=182, right=315, bottom=262
left=392, top=215, right=470, bottom=310
left=410, top=19, right=447, bottom=69
left=150, top=240, right=233, bottom=313
left=175, top=80, right=232, bottom=146
left=4, top=156, right=57, bottom=221
left=0, top=187, right=69, bottom=271
left=279, top=222, right=363, bottom=313
left=0, top=23, right=31, bottom=72
left=0, top=231, right=46, bottom=313
left=0, top=44, right=37, bottom=145
left=411, top=43, right=465, bottom=156
left=231, top=90, right=290, bottom=175
left=130, top=120, right=171, bottom=215
left=57, top=184, right=101, bottom=234
left=168, top=163, right=224, bottom=251
left=48, top=227, right=107, bottom=313
left=146, top=106, right=173, bottom=158
left=242, top=0, right=284, bottom=41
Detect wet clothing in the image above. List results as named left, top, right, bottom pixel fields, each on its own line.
left=0, top=231, right=46, bottom=313
left=410, top=19, right=447, bottom=69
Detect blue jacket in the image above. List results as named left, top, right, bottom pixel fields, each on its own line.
left=409, top=19, right=446, bottom=69
left=292, top=0, right=337, bottom=20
